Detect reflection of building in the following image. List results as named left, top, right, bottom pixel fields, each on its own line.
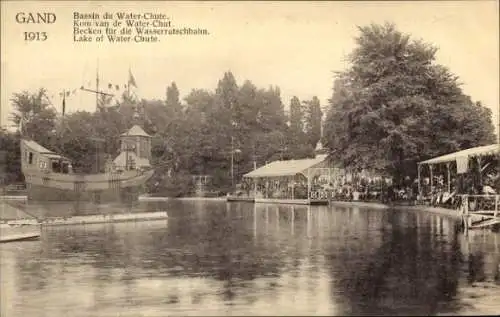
left=113, top=125, right=152, bottom=171
left=192, top=175, right=213, bottom=197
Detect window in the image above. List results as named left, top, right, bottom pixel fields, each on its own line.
left=28, top=152, right=33, bottom=164
left=52, top=160, right=61, bottom=173
left=62, top=163, right=69, bottom=174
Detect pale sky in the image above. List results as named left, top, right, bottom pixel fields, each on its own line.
left=1, top=1, right=499, bottom=134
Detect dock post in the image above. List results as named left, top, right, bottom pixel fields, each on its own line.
left=430, top=165, right=434, bottom=194
left=495, top=195, right=499, bottom=218
left=446, top=162, right=451, bottom=193
left=417, top=164, right=422, bottom=202
left=463, top=194, right=469, bottom=236
left=307, top=168, right=311, bottom=203
left=254, top=178, right=257, bottom=198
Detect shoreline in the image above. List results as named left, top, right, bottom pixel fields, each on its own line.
left=1, top=195, right=463, bottom=220
left=329, top=200, right=462, bottom=219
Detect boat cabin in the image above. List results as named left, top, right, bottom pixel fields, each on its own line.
left=21, top=139, right=72, bottom=174
left=113, top=125, right=152, bottom=171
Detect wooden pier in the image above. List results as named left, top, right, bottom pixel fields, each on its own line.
left=0, top=232, right=40, bottom=243
left=226, top=195, right=255, bottom=203
left=5, top=211, right=169, bottom=227
left=459, top=194, right=500, bottom=233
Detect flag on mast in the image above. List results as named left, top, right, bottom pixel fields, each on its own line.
left=128, top=68, right=137, bottom=88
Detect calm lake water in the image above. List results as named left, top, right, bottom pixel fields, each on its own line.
left=1, top=200, right=499, bottom=316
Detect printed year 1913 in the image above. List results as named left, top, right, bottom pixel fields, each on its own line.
left=24, top=32, right=48, bottom=41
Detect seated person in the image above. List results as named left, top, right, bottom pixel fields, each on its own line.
left=483, top=184, right=496, bottom=195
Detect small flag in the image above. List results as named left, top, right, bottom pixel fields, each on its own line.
left=66, top=91, right=70, bottom=96
left=115, top=85, right=120, bottom=90
left=456, top=156, right=468, bottom=174
left=128, top=68, right=137, bottom=88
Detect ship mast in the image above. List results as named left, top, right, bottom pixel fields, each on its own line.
left=80, top=61, right=114, bottom=112
left=79, top=61, right=110, bottom=173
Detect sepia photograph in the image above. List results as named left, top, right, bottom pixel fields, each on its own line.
left=1, top=0, right=499, bottom=315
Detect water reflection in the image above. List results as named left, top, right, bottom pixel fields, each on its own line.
left=1, top=201, right=500, bottom=316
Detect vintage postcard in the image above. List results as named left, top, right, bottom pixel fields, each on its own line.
left=1, top=1, right=499, bottom=316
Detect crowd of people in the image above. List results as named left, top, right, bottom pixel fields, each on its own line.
left=234, top=165, right=500, bottom=211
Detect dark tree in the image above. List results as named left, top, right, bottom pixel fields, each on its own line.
left=324, top=23, right=496, bottom=182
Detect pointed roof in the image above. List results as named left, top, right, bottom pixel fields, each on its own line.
left=315, top=141, right=323, bottom=151
left=243, top=154, right=328, bottom=178
left=23, top=139, right=54, bottom=154
left=22, top=139, right=70, bottom=160
left=121, top=125, right=150, bottom=137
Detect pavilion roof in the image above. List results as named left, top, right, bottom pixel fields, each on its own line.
left=243, top=154, right=328, bottom=178
left=418, top=144, right=499, bottom=165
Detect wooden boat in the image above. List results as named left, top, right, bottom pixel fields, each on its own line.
left=20, top=125, right=154, bottom=203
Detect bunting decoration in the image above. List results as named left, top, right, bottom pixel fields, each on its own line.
left=51, top=89, right=79, bottom=116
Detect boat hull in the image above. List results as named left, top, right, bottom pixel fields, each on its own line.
left=23, top=170, right=154, bottom=203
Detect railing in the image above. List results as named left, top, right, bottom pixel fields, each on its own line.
left=1, top=184, right=27, bottom=196
left=457, top=194, right=499, bottom=217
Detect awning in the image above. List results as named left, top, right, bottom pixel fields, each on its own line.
left=419, top=144, right=499, bottom=165
left=243, top=154, right=328, bottom=178
left=45, top=154, right=71, bottom=161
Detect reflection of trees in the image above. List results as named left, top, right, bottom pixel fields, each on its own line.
left=327, top=211, right=461, bottom=315
left=151, top=206, right=285, bottom=282
left=36, top=201, right=287, bottom=289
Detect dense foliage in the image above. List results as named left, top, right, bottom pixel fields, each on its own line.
left=3, top=23, right=495, bottom=194
left=324, top=23, right=496, bottom=183
left=3, top=75, right=323, bottom=196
